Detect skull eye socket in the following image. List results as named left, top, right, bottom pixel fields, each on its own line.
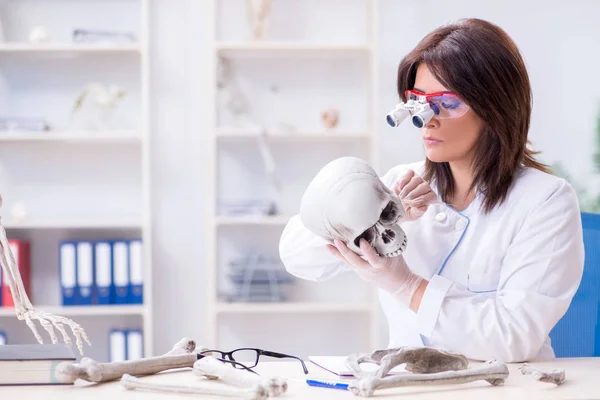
left=354, top=226, right=375, bottom=248
left=380, top=201, right=398, bottom=223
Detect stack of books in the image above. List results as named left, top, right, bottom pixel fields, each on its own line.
left=0, top=344, right=76, bottom=385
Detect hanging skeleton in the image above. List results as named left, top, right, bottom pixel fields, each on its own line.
left=300, top=156, right=408, bottom=257
left=0, top=194, right=90, bottom=354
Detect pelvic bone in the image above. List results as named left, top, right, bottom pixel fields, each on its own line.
left=346, top=347, right=469, bottom=379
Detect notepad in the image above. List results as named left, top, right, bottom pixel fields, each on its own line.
left=308, top=356, right=407, bottom=377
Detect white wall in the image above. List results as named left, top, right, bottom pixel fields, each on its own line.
left=377, top=0, right=600, bottom=188
left=149, top=0, right=600, bottom=354
left=148, top=0, right=209, bottom=352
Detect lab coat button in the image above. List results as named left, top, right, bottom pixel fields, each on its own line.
left=435, top=212, right=447, bottom=222
left=455, top=219, right=467, bottom=231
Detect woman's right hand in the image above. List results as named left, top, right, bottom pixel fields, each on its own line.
left=394, top=169, right=438, bottom=221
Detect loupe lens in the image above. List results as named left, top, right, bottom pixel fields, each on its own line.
left=411, top=107, right=434, bottom=129
left=412, top=115, right=425, bottom=128
left=386, top=114, right=396, bottom=127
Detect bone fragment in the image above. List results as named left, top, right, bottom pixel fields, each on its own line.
left=346, top=347, right=469, bottom=379
left=349, top=361, right=509, bottom=397
left=54, top=337, right=197, bottom=384
left=193, top=356, right=287, bottom=397
left=520, top=363, right=565, bottom=385
left=120, top=374, right=268, bottom=400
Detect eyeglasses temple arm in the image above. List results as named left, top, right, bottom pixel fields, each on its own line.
left=260, top=351, right=309, bottom=373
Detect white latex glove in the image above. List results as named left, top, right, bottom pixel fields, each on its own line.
left=328, top=238, right=424, bottom=306
left=393, top=169, right=439, bottom=221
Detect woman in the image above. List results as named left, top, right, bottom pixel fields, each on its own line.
left=278, top=18, right=585, bottom=363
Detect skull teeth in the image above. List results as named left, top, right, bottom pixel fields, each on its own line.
left=383, top=236, right=407, bottom=258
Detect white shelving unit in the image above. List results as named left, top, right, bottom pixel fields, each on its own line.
left=206, top=0, right=382, bottom=359
left=0, top=0, right=153, bottom=362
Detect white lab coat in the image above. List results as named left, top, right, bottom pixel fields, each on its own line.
left=279, top=160, right=585, bottom=363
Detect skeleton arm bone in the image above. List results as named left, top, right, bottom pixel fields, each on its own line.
left=121, top=374, right=269, bottom=400
left=0, top=194, right=90, bottom=354
left=55, top=338, right=198, bottom=383
left=349, top=361, right=509, bottom=397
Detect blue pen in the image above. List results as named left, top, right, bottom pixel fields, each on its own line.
left=306, top=379, right=349, bottom=390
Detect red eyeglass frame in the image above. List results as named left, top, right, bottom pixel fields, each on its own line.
left=404, top=89, right=462, bottom=102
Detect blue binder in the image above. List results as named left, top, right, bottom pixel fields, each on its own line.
left=76, top=241, right=94, bottom=305
left=109, top=329, right=126, bottom=362
left=0, top=331, right=6, bottom=345
left=59, top=241, right=78, bottom=306
left=94, top=241, right=113, bottom=305
left=129, top=240, right=143, bottom=304
left=112, top=241, right=130, bottom=304
left=126, top=329, right=144, bottom=360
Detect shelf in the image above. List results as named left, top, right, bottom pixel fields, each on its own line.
left=0, top=43, right=141, bottom=54
left=217, top=130, right=370, bottom=140
left=0, top=305, right=146, bottom=317
left=0, top=131, right=142, bottom=143
left=215, top=302, right=373, bottom=314
left=216, top=41, right=370, bottom=57
left=3, top=219, right=142, bottom=230
left=215, top=215, right=291, bottom=226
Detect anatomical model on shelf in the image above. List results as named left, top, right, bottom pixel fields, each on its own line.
left=321, top=107, right=340, bottom=132
left=70, top=82, right=127, bottom=131
left=247, top=0, right=271, bottom=40
left=216, top=56, right=259, bottom=132
left=0, top=194, right=90, bottom=354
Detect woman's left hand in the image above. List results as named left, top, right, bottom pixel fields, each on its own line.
left=394, top=169, right=438, bottom=221
left=326, top=238, right=424, bottom=306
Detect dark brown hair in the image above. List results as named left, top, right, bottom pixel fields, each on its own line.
left=397, top=18, right=550, bottom=213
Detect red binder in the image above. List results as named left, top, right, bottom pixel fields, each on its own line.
left=1, top=240, right=31, bottom=307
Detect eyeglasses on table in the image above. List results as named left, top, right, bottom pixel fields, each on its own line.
left=198, top=347, right=309, bottom=375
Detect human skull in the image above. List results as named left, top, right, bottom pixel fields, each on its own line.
left=300, top=157, right=407, bottom=257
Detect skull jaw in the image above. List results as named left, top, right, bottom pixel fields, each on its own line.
left=348, top=224, right=408, bottom=258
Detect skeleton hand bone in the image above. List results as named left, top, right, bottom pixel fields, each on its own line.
left=0, top=193, right=91, bottom=354
left=55, top=337, right=198, bottom=384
